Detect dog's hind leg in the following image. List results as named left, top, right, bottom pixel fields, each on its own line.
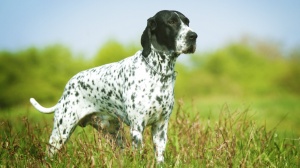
left=47, top=111, right=78, bottom=157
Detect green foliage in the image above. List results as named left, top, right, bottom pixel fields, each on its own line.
left=93, top=40, right=139, bottom=66
left=0, top=45, right=89, bottom=107
left=278, top=48, right=300, bottom=94
left=175, top=42, right=299, bottom=98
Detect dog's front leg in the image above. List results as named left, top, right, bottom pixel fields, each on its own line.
left=151, top=119, right=169, bottom=163
left=130, top=124, right=144, bottom=149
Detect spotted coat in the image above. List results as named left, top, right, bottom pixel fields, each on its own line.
left=30, top=10, right=197, bottom=163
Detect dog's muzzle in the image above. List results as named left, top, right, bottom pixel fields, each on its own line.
left=184, top=31, right=198, bottom=54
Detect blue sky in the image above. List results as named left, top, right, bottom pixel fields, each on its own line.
left=1, top=1, right=299, bottom=57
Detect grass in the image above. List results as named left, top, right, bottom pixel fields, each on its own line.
left=0, top=98, right=299, bottom=167
left=182, top=95, right=300, bottom=136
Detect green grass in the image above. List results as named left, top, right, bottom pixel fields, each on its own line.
left=180, top=95, right=300, bottom=136
left=1, top=98, right=299, bottom=167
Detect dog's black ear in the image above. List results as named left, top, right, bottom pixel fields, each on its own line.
left=141, top=17, right=156, bottom=57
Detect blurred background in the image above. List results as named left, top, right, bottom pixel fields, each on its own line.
left=1, top=1, right=299, bottom=136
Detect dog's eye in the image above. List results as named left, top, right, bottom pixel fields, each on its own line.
left=168, top=19, right=177, bottom=25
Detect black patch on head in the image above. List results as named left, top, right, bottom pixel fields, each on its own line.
left=141, top=10, right=189, bottom=56
left=141, top=10, right=196, bottom=57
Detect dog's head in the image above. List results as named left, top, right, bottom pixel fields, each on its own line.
left=141, top=10, right=197, bottom=57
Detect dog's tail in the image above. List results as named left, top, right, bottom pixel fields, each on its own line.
left=30, top=98, right=56, bottom=113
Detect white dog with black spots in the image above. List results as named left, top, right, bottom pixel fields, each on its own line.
left=30, top=10, right=197, bottom=163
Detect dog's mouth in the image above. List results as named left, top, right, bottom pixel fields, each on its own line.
left=182, top=44, right=196, bottom=54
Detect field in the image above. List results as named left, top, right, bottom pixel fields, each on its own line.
left=1, top=97, right=299, bottom=167
left=1, top=39, right=300, bottom=167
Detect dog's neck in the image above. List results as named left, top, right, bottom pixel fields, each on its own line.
left=142, top=50, right=178, bottom=77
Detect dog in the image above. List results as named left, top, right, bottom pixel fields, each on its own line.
left=30, top=10, right=197, bottom=163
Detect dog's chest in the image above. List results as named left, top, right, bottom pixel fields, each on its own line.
left=118, top=58, right=175, bottom=124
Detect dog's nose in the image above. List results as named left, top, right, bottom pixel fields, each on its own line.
left=188, top=31, right=198, bottom=41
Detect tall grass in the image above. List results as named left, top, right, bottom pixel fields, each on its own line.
left=1, top=101, right=299, bottom=167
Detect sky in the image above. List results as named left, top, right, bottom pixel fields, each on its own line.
left=1, top=1, right=300, bottom=57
